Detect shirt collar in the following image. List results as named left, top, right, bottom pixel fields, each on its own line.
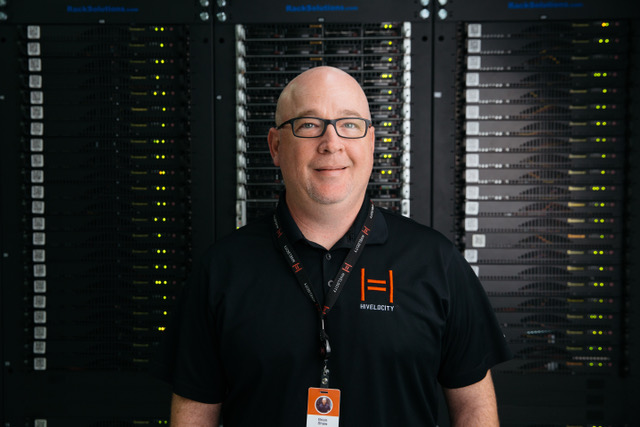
left=276, top=192, right=388, bottom=249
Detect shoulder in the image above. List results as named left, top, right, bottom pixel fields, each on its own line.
left=201, top=213, right=275, bottom=262
left=222, top=213, right=272, bottom=243
left=377, top=208, right=456, bottom=251
left=374, top=207, right=465, bottom=272
left=193, top=213, right=282, bottom=294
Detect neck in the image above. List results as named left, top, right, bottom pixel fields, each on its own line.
left=287, top=195, right=364, bottom=250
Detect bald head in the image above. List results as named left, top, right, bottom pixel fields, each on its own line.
left=266, top=65, right=375, bottom=237
left=274, top=66, right=371, bottom=126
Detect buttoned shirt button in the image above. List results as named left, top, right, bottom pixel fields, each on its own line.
left=325, top=253, right=332, bottom=261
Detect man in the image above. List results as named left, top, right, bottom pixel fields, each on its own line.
left=157, top=66, right=511, bottom=426
left=315, top=396, right=332, bottom=414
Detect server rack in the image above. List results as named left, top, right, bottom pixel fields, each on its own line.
left=431, top=3, right=640, bottom=425
left=234, top=22, right=413, bottom=226
left=1, top=0, right=639, bottom=426
left=211, top=0, right=433, bottom=235
left=0, top=1, right=214, bottom=425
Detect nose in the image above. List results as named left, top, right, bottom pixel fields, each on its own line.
left=318, top=122, right=345, bottom=153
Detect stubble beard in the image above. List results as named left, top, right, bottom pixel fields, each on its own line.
left=305, top=181, right=352, bottom=205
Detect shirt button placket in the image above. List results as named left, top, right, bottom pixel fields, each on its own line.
left=324, top=252, right=332, bottom=288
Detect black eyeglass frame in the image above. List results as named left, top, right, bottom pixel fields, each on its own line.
left=275, top=116, right=373, bottom=139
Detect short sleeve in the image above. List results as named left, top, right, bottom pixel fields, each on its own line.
left=150, top=249, right=226, bottom=403
left=437, top=246, right=512, bottom=388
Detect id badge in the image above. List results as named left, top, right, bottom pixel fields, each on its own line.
left=306, top=387, right=340, bottom=427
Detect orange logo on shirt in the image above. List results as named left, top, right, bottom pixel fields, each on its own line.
left=360, top=268, right=394, bottom=303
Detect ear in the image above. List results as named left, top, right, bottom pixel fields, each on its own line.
left=268, top=127, right=281, bottom=166
left=267, top=127, right=281, bottom=166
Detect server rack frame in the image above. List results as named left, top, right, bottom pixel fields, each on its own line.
left=431, top=3, right=640, bottom=425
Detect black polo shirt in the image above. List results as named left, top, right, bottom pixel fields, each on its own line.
left=155, top=196, right=511, bottom=426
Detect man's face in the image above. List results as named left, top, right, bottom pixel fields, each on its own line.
left=268, top=69, right=375, bottom=212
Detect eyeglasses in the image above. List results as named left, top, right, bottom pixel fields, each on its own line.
left=276, top=116, right=373, bottom=139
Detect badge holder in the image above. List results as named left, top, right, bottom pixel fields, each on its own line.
left=307, top=387, right=340, bottom=427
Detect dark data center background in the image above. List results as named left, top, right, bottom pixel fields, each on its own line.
left=1, top=0, right=639, bottom=425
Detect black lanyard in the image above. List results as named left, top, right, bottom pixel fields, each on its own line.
left=273, top=202, right=376, bottom=388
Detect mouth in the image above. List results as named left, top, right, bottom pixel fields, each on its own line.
left=315, top=166, right=347, bottom=172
